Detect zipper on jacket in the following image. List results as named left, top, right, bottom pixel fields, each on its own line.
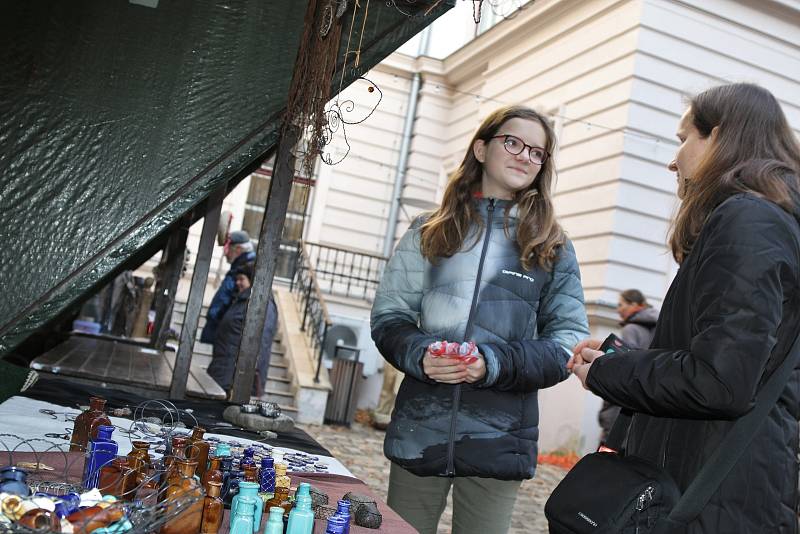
left=446, top=198, right=496, bottom=476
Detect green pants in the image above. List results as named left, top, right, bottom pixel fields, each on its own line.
left=387, top=463, right=522, bottom=534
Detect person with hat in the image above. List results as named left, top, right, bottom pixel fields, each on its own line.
left=200, top=230, right=256, bottom=345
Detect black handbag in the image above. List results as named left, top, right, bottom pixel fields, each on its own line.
left=545, top=332, right=800, bottom=534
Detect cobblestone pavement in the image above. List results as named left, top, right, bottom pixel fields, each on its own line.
left=299, top=420, right=568, bottom=534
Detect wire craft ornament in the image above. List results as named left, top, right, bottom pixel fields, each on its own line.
left=317, top=77, right=383, bottom=166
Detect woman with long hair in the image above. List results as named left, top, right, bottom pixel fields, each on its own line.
left=570, top=83, right=800, bottom=532
left=371, top=105, right=589, bottom=533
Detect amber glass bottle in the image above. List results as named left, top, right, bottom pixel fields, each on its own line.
left=69, top=397, right=112, bottom=452
left=200, top=481, right=224, bottom=534
left=127, top=440, right=152, bottom=483
left=97, top=457, right=128, bottom=497
left=243, top=464, right=258, bottom=483
left=187, top=427, right=210, bottom=480
left=160, top=459, right=203, bottom=534
left=201, top=458, right=223, bottom=487
left=265, top=485, right=292, bottom=515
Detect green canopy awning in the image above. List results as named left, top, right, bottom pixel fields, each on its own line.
left=0, top=0, right=453, bottom=359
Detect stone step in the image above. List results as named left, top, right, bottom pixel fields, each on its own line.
left=260, top=388, right=295, bottom=406
left=266, top=376, right=292, bottom=393
left=268, top=365, right=288, bottom=380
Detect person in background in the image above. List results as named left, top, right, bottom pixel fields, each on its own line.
left=207, top=263, right=277, bottom=396
left=597, top=289, right=659, bottom=443
left=200, top=230, right=256, bottom=345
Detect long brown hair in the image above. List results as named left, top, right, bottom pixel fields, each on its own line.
left=420, top=106, right=564, bottom=270
left=670, top=83, right=800, bottom=263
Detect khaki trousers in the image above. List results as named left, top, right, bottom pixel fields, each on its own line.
left=387, top=462, right=521, bottom=534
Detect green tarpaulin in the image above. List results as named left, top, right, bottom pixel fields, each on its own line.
left=0, top=0, right=452, bottom=359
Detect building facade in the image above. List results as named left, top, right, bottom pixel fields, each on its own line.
left=175, top=0, right=800, bottom=453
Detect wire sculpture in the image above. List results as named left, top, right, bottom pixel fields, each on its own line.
left=317, top=76, right=383, bottom=166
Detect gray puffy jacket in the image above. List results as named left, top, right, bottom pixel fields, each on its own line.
left=371, top=198, right=589, bottom=480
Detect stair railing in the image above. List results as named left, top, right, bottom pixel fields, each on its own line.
left=290, top=241, right=332, bottom=383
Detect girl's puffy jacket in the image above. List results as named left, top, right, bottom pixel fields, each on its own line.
left=371, top=198, right=589, bottom=480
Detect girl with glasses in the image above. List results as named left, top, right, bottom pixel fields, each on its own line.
left=370, top=105, right=589, bottom=533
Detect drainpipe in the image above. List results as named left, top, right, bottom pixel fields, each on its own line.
left=382, top=27, right=432, bottom=258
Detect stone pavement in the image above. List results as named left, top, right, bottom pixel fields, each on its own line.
left=299, top=419, right=568, bottom=534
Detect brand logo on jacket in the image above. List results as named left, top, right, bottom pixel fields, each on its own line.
left=501, top=269, right=535, bottom=283
left=577, top=512, right=597, bottom=527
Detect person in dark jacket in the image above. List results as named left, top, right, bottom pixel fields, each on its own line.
left=570, top=83, right=800, bottom=533
left=207, top=263, right=278, bottom=396
left=200, top=230, right=256, bottom=345
left=371, top=106, right=589, bottom=534
left=597, top=289, right=659, bottom=442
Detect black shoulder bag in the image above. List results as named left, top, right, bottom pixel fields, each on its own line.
left=544, top=332, right=800, bottom=534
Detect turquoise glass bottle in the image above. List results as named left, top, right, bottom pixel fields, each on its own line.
left=263, top=506, right=285, bottom=534
left=231, top=481, right=262, bottom=533
left=286, top=483, right=314, bottom=534
left=229, top=498, right=256, bottom=534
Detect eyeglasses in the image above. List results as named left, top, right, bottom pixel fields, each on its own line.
left=489, top=134, right=549, bottom=165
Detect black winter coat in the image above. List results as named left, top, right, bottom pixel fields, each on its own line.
left=208, top=288, right=278, bottom=394
left=588, top=194, right=800, bottom=533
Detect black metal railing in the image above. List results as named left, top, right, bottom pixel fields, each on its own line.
left=301, top=242, right=387, bottom=302
left=289, top=241, right=387, bottom=383
left=290, top=243, right=332, bottom=382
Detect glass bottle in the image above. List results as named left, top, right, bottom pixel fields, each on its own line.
left=241, top=447, right=256, bottom=468
left=187, top=427, right=210, bottom=480
left=70, top=396, right=112, bottom=452
left=334, top=499, right=351, bottom=534
left=0, top=467, right=30, bottom=497
left=265, top=485, right=290, bottom=515
left=325, top=515, right=347, bottom=534
left=202, top=457, right=223, bottom=487
left=200, top=481, right=224, bottom=534
left=229, top=498, right=256, bottom=534
left=97, top=457, right=127, bottom=496
left=82, top=425, right=117, bottom=489
left=286, top=486, right=314, bottom=534
left=264, top=506, right=285, bottom=534
left=243, top=464, right=258, bottom=483
left=127, top=440, right=152, bottom=483
left=231, top=481, right=263, bottom=533
left=274, top=462, right=290, bottom=491
left=160, top=459, right=203, bottom=534
left=259, top=457, right=275, bottom=494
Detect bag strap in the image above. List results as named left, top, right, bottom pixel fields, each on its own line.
left=668, top=330, right=800, bottom=521
left=603, top=330, right=800, bottom=521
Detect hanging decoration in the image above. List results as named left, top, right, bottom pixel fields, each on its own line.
left=282, top=0, right=345, bottom=178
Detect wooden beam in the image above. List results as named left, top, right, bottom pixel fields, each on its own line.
left=149, top=216, right=191, bottom=350
left=229, top=126, right=300, bottom=403
left=169, top=188, right=225, bottom=399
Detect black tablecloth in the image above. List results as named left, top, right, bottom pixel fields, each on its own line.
left=20, top=376, right=330, bottom=457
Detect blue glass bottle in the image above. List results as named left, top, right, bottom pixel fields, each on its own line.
left=259, top=457, right=275, bottom=494
left=334, top=499, right=351, bottom=534
left=241, top=447, right=256, bottom=468
left=229, top=497, right=256, bottom=534
left=231, top=481, right=263, bottom=533
left=82, top=425, right=117, bottom=489
left=286, top=484, right=314, bottom=534
left=325, top=515, right=347, bottom=534
left=0, top=467, right=30, bottom=497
